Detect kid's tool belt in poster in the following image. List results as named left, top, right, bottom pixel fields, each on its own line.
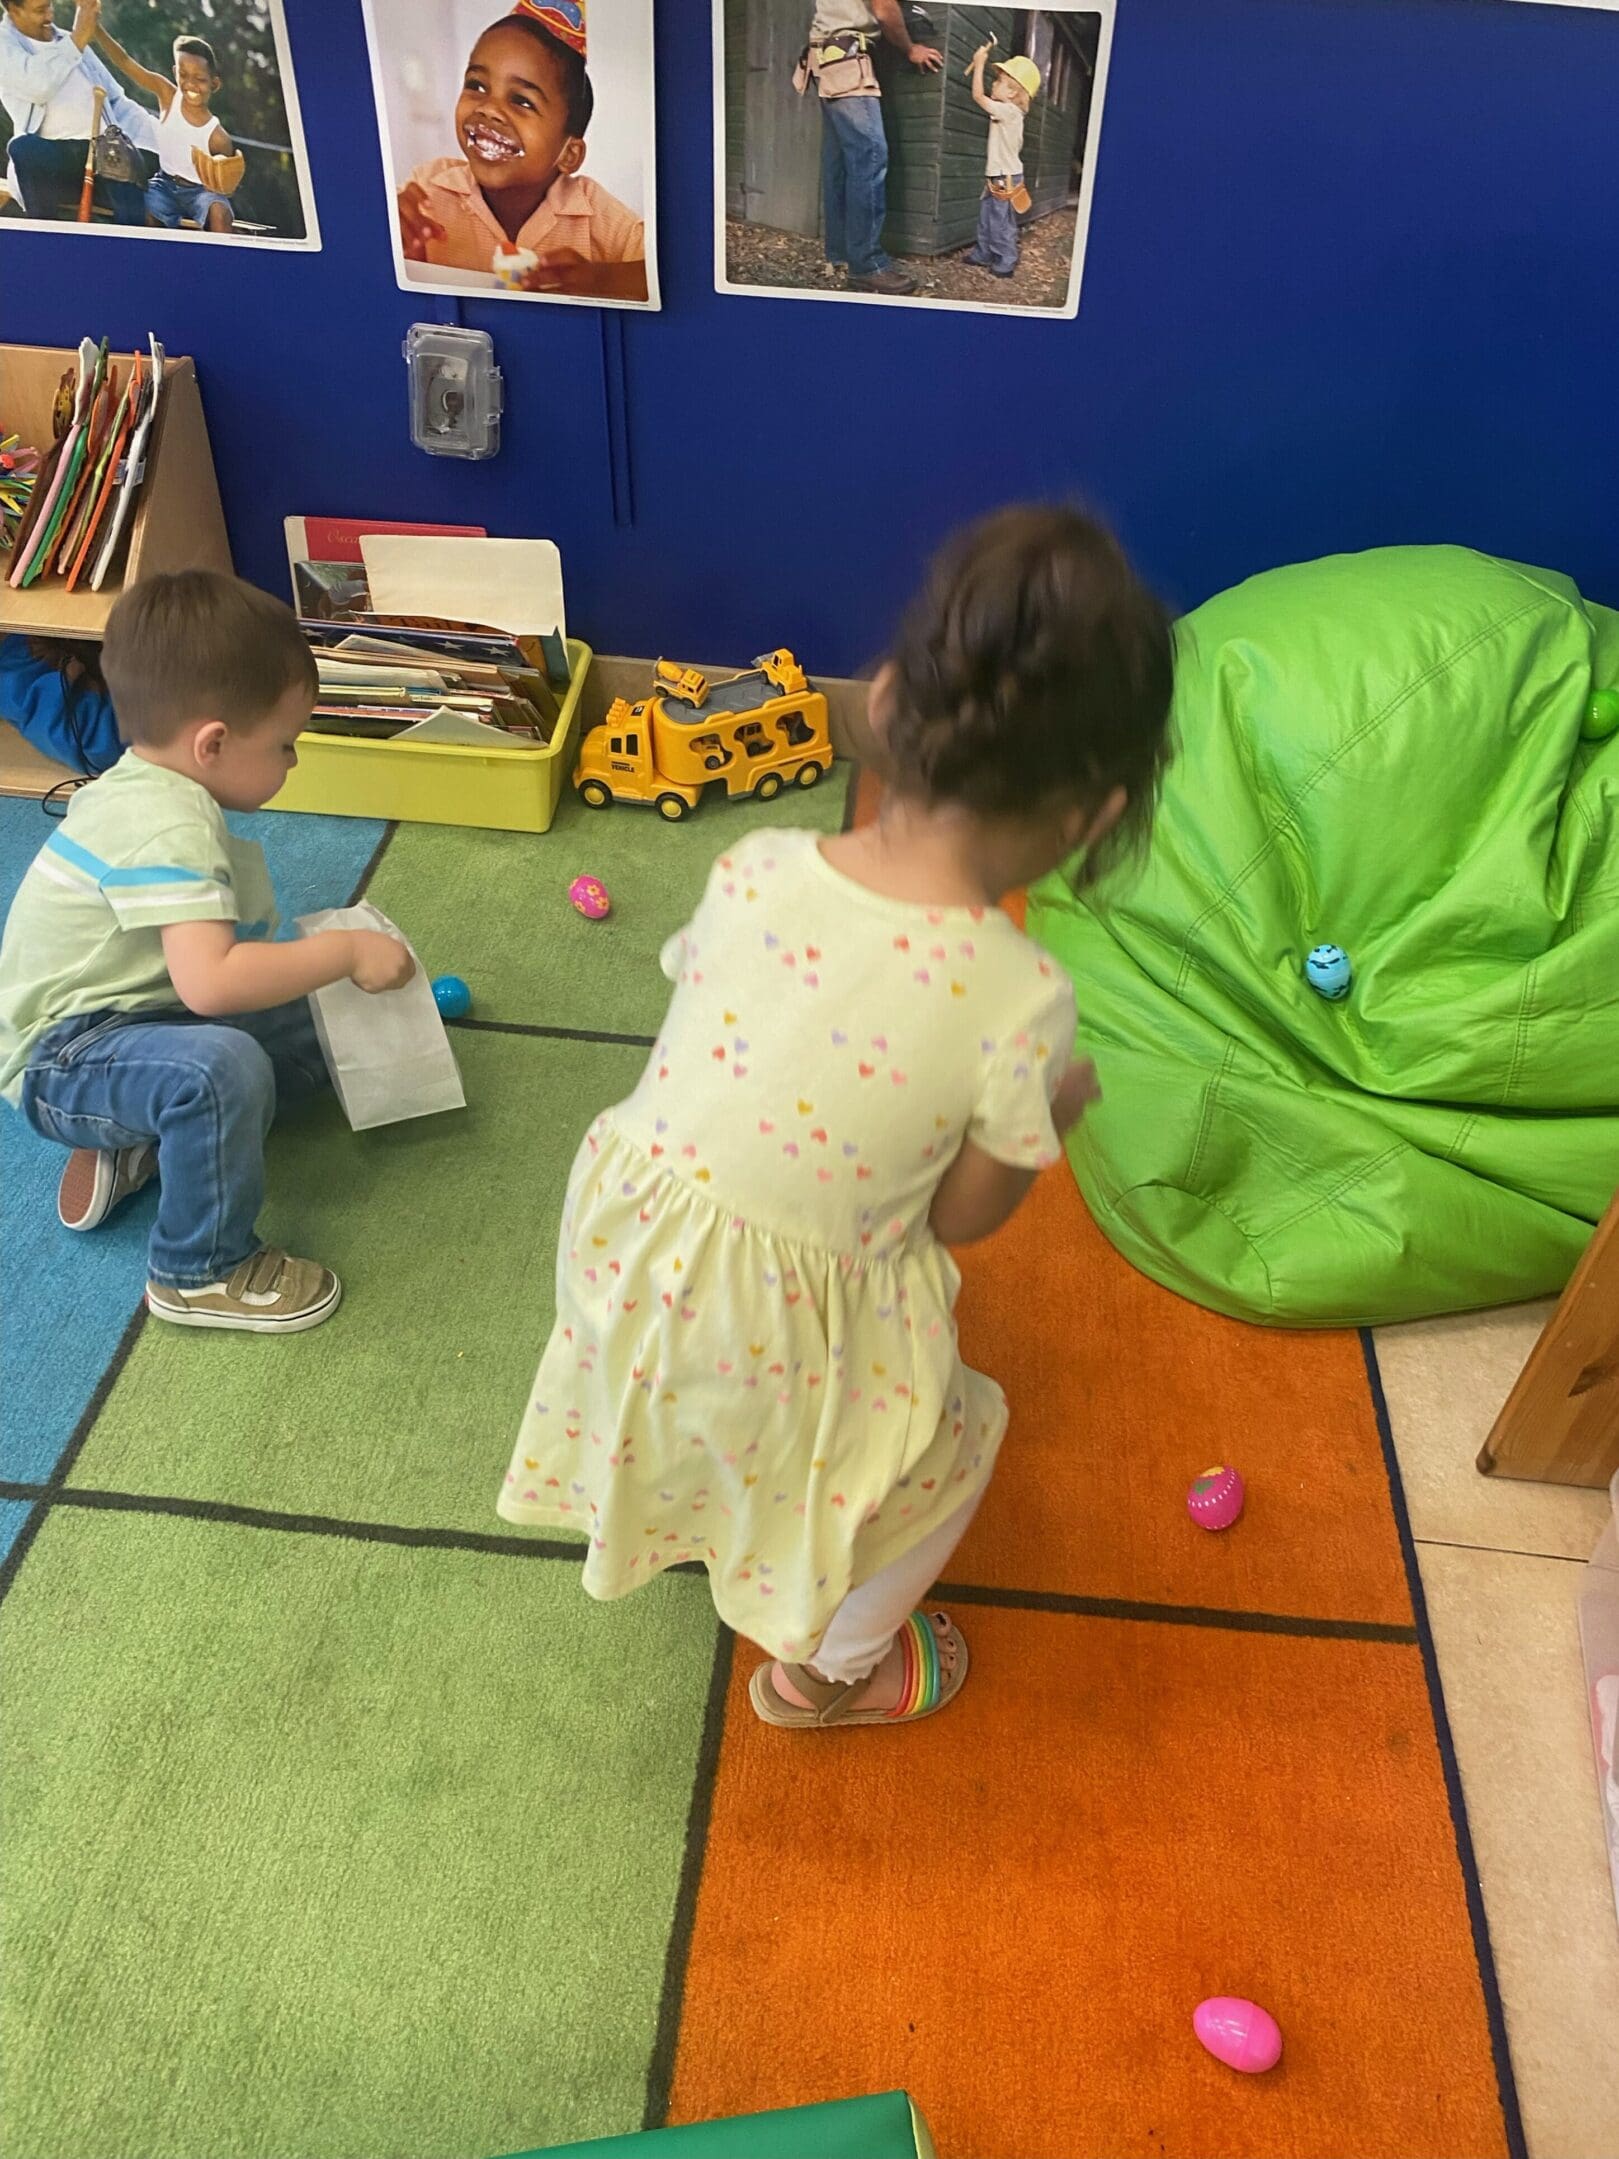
left=793, top=29, right=881, bottom=100
left=987, top=174, right=1034, bottom=215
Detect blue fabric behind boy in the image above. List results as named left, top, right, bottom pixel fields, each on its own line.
left=0, top=635, right=122, bottom=774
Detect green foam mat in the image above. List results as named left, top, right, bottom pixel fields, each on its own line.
left=0, top=1506, right=718, bottom=2159
left=67, top=1030, right=646, bottom=1532
left=364, top=772, right=851, bottom=1037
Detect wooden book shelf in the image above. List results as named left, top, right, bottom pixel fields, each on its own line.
left=0, top=721, right=75, bottom=800
left=0, top=342, right=232, bottom=642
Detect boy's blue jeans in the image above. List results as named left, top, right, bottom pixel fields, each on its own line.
left=145, top=171, right=233, bottom=230
left=20, top=1003, right=328, bottom=1288
left=967, top=189, right=1021, bottom=276
left=820, top=94, right=891, bottom=276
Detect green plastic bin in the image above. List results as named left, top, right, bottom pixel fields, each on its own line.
left=498, top=2090, right=937, bottom=2158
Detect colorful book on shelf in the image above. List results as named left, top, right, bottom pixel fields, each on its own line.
left=46, top=353, right=120, bottom=581
left=26, top=341, right=104, bottom=582
left=65, top=353, right=141, bottom=591
left=5, top=356, right=81, bottom=574
left=8, top=339, right=96, bottom=587
left=90, top=337, right=165, bottom=592
left=4, top=337, right=169, bottom=596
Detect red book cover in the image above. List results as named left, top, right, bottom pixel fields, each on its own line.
left=288, top=516, right=486, bottom=566
left=285, top=516, right=488, bottom=619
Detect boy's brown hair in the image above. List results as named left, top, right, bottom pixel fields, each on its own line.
left=101, top=571, right=317, bottom=746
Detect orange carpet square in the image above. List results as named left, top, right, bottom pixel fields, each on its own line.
left=669, top=1607, right=1508, bottom=2159
left=951, top=1169, right=1413, bottom=1626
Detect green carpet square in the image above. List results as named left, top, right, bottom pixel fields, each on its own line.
left=364, top=769, right=851, bottom=1037
left=1, top=1505, right=718, bottom=2159
left=67, top=1030, right=644, bottom=1533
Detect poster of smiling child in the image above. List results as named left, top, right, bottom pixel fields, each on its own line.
left=360, top=0, right=656, bottom=309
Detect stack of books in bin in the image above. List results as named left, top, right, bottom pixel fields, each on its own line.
left=286, top=516, right=569, bottom=750
left=300, top=616, right=565, bottom=747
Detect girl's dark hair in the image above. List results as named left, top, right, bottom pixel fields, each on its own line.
left=499, top=15, right=594, bottom=136
left=885, top=505, right=1174, bottom=880
left=173, top=36, right=219, bottom=73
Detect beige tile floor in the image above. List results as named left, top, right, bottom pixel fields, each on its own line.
left=1373, top=1308, right=1619, bottom=2159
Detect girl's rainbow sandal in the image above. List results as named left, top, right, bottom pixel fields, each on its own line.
left=749, top=1610, right=969, bottom=1730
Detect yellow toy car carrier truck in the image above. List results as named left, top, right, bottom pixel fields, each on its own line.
left=574, top=649, right=832, bottom=820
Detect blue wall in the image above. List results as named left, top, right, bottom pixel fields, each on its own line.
left=3, top=0, right=1615, bottom=672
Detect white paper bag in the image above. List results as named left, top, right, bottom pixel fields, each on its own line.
left=296, top=903, right=466, bottom=1132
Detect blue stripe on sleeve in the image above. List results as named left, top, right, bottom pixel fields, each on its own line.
left=45, top=830, right=214, bottom=889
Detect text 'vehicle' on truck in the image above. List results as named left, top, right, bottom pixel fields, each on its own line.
left=574, top=649, right=832, bottom=821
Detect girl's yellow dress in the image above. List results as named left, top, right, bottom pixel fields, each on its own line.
left=497, top=830, right=1075, bottom=1661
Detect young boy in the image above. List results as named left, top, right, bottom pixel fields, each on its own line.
left=0, top=572, right=412, bottom=1334
left=92, top=27, right=245, bottom=233
left=396, top=1, right=648, bottom=303
left=964, top=45, right=1040, bottom=280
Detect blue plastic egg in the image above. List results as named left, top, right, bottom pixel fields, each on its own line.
left=1305, top=944, right=1352, bottom=1001
left=432, top=974, right=472, bottom=1020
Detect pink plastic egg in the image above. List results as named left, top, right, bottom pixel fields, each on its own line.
left=1187, top=1462, right=1245, bottom=1531
left=569, top=874, right=611, bottom=921
left=1194, top=1996, right=1282, bottom=2074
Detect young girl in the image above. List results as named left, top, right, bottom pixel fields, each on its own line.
left=497, top=507, right=1173, bottom=1728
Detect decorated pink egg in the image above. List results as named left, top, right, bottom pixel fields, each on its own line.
left=1187, top=1462, right=1245, bottom=1531
left=569, top=874, right=611, bottom=921
left=1194, top=1996, right=1282, bottom=2074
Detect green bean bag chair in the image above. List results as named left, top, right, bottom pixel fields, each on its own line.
left=1029, top=546, right=1619, bottom=1328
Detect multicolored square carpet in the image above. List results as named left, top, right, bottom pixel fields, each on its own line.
left=0, top=779, right=1522, bottom=2158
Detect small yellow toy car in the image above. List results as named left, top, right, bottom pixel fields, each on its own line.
left=575, top=650, right=832, bottom=820
left=652, top=659, right=710, bottom=708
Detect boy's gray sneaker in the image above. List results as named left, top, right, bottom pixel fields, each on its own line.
left=146, top=1248, right=342, bottom=1334
left=58, top=1144, right=157, bottom=1232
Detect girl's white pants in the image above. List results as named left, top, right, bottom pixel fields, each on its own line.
left=809, top=1492, right=981, bottom=1683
